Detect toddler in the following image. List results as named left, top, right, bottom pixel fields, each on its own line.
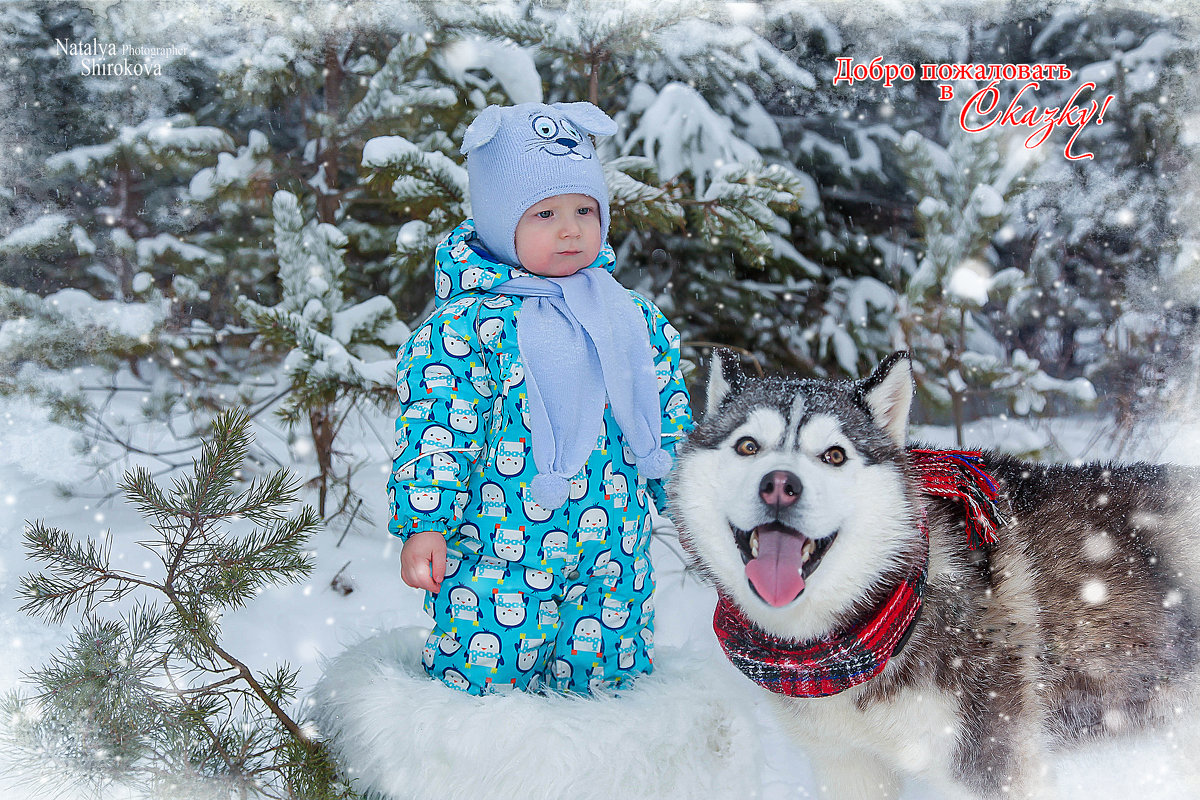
left=387, top=101, right=693, bottom=696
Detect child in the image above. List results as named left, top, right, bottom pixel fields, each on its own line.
left=387, top=101, right=692, bottom=696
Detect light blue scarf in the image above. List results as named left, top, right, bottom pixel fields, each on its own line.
left=494, top=268, right=671, bottom=510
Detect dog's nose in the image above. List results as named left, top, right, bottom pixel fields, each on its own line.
left=758, top=470, right=801, bottom=508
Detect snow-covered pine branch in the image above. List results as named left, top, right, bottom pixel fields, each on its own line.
left=4, top=409, right=351, bottom=799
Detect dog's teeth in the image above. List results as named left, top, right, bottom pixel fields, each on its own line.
left=750, top=531, right=759, bottom=558
left=802, top=539, right=816, bottom=562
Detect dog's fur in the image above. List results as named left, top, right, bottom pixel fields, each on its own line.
left=669, top=351, right=1200, bottom=799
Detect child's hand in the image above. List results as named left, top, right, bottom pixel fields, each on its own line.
left=401, top=531, right=448, bottom=593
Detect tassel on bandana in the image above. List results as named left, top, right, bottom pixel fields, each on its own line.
left=713, top=449, right=1005, bottom=699
left=909, top=449, right=1005, bottom=549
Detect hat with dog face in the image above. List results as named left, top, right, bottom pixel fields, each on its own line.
left=460, top=101, right=617, bottom=268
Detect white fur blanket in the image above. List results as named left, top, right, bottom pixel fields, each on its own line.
left=309, top=627, right=759, bottom=800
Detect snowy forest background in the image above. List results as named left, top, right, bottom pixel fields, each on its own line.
left=1, top=1, right=1199, bottom=798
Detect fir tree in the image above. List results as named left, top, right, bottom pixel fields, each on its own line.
left=0, top=1, right=107, bottom=290
left=0, top=282, right=165, bottom=426
left=424, top=0, right=812, bottom=355
left=1000, top=7, right=1198, bottom=436
left=237, top=191, right=409, bottom=519
left=898, top=121, right=1096, bottom=444
left=3, top=408, right=355, bottom=800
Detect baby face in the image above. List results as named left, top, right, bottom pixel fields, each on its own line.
left=513, top=193, right=602, bottom=277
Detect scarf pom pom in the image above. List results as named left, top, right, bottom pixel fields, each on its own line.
left=638, top=447, right=672, bottom=480
left=531, top=473, right=570, bottom=510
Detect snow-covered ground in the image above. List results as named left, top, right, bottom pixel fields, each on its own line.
left=2, top=367, right=1199, bottom=799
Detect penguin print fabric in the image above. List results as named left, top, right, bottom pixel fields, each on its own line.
left=388, top=219, right=693, bottom=695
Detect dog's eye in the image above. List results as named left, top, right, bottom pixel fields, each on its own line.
left=734, top=437, right=760, bottom=456
left=822, top=446, right=847, bottom=466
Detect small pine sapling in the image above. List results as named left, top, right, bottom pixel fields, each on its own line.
left=2, top=408, right=358, bottom=800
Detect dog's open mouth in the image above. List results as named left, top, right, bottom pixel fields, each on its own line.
left=733, top=523, right=838, bottom=608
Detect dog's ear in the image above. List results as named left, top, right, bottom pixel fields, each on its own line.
left=705, top=348, right=739, bottom=418
left=859, top=351, right=913, bottom=447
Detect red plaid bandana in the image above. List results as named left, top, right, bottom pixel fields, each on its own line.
left=713, top=449, right=1003, bottom=698
left=908, top=449, right=1001, bottom=549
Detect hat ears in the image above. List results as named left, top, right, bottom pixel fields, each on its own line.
left=461, top=105, right=504, bottom=154
left=551, top=102, right=617, bottom=137
left=460, top=102, right=617, bottom=155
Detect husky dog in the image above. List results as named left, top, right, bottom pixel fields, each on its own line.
left=669, top=351, right=1200, bottom=800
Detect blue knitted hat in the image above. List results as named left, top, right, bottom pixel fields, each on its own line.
left=461, top=102, right=617, bottom=268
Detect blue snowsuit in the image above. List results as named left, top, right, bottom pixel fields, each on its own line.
left=388, top=219, right=693, bottom=696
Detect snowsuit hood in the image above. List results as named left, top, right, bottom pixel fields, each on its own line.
left=432, top=218, right=616, bottom=307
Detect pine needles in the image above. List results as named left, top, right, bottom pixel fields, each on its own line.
left=3, top=408, right=357, bottom=800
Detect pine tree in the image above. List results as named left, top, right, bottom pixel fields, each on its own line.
left=0, top=1, right=264, bottom=470
left=432, top=0, right=811, bottom=361
left=897, top=121, right=1096, bottom=444
left=5, top=1, right=1197, bottom=486
left=741, top=3, right=1197, bottom=437
left=0, top=282, right=166, bottom=425
left=3, top=408, right=355, bottom=800
left=999, top=7, right=1198, bottom=436
left=237, top=191, right=409, bottom=519
left=0, top=1, right=106, bottom=290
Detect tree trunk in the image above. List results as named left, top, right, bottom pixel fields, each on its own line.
left=954, top=306, right=966, bottom=448
left=318, top=41, right=344, bottom=225
left=310, top=405, right=335, bottom=517
left=589, top=55, right=599, bottom=106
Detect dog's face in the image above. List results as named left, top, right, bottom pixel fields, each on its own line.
left=670, top=352, right=922, bottom=641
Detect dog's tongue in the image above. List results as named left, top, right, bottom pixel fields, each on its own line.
left=745, top=527, right=807, bottom=607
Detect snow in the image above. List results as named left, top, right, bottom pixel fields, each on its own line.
left=725, top=2, right=764, bottom=26
left=947, top=261, right=991, bottom=305
left=362, top=134, right=422, bottom=167
left=237, top=35, right=301, bottom=94
left=44, top=142, right=114, bottom=175
left=396, top=219, right=430, bottom=248
left=0, top=396, right=92, bottom=485
left=135, top=233, right=223, bottom=268
left=282, top=322, right=398, bottom=388
left=660, top=18, right=816, bottom=91
left=439, top=37, right=543, bottom=105
left=1080, top=579, right=1108, bottom=604
left=770, top=233, right=823, bottom=277
left=0, top=213, right=72, bottom=251
left=916, top=195, right=945, bottom=220
left=624, top=82, right=762, bottom=197
left=4, top=376, right=1200, bottom=799
left=1030, top=9, right=1072, bottom=56
left=69, top=225, right=96, bottom=256
left=46, top=115, right=234, bottom=174
left=187, top=129, right=270, bottom=202
left=732, top=94, right=783, bottom=151
left=820, top=314, right=859, bottom=373
left=969, top=184, right=1004, bottom=218
left=798, top=128, right=888, bottom=179
left=1182, top=114, right=1200, bottom=147
left=846, top=276, right=896, bottom=324
left=362, top=136, right=468, bottom=196
left=0, top=288, right=166, bottom=348
left=331, top=296, right=410, bottom=346
left=4, top=3, right=1199, bottom=796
